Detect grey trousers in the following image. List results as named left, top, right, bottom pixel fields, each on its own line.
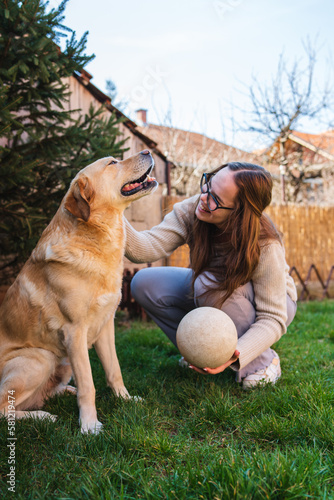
left=131, top=267, right=297, bottom=380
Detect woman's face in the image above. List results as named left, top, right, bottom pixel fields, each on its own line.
left=195, top=167, right=238, bottom=226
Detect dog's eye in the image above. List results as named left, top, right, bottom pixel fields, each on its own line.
left=108, top=159, right=118, bottom=165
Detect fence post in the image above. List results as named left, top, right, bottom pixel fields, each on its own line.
left=120, top=268, right=148, bottom=319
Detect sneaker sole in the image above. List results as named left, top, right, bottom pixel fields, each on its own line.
left=242, top=367, right=281, bottom=390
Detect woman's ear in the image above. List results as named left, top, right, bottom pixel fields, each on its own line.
left=64, top=175, right=95, bottom=222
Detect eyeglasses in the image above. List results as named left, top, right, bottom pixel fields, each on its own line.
left=200, top=173, right=234, bottom=211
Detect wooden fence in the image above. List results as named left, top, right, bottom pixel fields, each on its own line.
left=162, top=196, right=334, bottom=299
left=266, top=204, right=334, bottom=280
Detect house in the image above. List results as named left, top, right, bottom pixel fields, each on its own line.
left=261, top=130, right=334, bottom=204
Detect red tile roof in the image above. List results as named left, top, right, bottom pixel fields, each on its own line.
left=289, top=130, right=334, bottom=160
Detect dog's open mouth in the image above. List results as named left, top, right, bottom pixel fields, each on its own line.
left=121, top=165, right=157, bottom=196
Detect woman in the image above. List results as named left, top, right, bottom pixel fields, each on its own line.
left=125, top=162, right=297, bottom=389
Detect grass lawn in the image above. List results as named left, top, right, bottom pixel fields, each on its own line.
left=0, top=301, right=333, bottom=499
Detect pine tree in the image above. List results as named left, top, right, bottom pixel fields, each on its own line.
left=0, top=0, right=128, bottom=278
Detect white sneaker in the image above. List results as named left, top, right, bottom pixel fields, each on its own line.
left=242, top=357, right=281, bottom=390
left=179, top=356, right=189, bottom=368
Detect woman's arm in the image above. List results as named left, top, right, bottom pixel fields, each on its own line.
left=193, top=241, right=291, bottom=375
left=125, top=195, right=197, bottom=264
left=234, top=241, right=289, bottom=370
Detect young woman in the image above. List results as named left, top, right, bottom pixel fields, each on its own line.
left=125, top=162, right=297, bottom=389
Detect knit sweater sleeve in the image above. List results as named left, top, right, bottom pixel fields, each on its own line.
left=125, top=195, right=197, bottom=263
left=235, top=241, right=289, bottom=370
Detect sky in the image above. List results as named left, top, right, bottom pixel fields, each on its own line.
left=52, top=0, right=334, bottom=151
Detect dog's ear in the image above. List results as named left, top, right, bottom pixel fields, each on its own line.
left=64, top=175, right=95, bottom=222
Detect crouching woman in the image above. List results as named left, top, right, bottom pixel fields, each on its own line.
left=125, top=162, right=297, bottom=389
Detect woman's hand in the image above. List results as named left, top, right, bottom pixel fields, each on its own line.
left=188, top=349, right=240, bottom=375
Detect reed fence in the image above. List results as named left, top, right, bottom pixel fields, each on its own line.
left=162, top=196, right=334, bottom=301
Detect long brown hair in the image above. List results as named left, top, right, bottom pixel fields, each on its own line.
left=188, top=162, right=281, bottom=307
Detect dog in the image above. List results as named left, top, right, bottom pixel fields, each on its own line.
left=0, top=150, right=158, bottom=433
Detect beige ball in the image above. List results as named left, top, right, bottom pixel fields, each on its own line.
left=176, top=307, right=238, bottom=369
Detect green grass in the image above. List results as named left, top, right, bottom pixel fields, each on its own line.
left=0, top=301, right=333, bottom=499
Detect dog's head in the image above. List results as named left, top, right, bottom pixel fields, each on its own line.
left=64, top=150, right=158, bottom=222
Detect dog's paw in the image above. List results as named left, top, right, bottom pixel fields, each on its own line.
left=114, top=386, right=131, bottom=399
left=117, top=392, right=143, bottom=402
left=27, top=411, right=57, bottom=422
left=52, top=383, right=77, bottom=396
left=130, top=395, right=143, bottom=402
left=113, top=387, right=143, bottom=402
left=80, top=420, right=103, bottom=435
left=64, top=385, right=77, bottom=395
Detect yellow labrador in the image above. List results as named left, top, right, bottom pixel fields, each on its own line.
left=0, top=150, right=157, bottom=433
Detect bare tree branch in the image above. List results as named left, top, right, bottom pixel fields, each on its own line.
left=241, top=38, right=334, bottom=203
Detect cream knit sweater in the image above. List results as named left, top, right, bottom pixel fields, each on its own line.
left=125, top=195, right=297, bottom=370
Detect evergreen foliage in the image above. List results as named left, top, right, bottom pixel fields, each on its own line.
left=0, top=0, right=128, bottom=272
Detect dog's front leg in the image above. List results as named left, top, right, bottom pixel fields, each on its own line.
left=64, top=328, right=102, bottom=434
left=94, top=316, right=130, bottom=399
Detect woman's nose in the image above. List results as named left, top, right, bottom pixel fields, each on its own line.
left=200, top=192, right=209, bottom=205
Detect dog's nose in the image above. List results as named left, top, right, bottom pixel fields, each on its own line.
left=141, top=150, right=151, bottom=155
